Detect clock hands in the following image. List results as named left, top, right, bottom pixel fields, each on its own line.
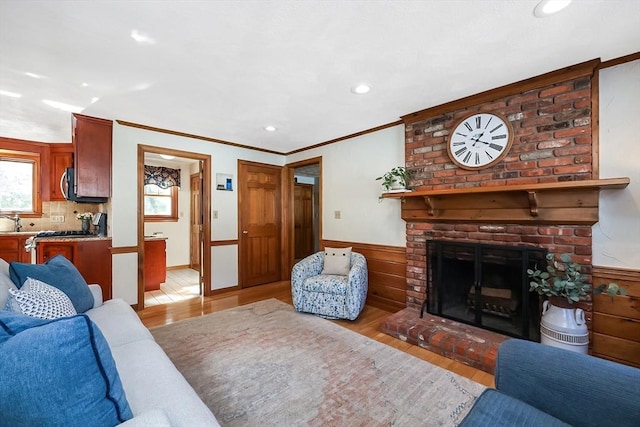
left=470, top=132, right=487, bottom=147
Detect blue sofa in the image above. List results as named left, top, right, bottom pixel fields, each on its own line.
left=460, top=339, right=640, bottom=426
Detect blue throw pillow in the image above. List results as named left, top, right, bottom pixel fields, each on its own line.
left=9, top=254, right=94, bottom=313
left=0, top=310, right=48, bottom=344
left=0, top=311, right=134, bottom=426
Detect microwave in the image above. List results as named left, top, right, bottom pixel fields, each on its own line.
left=60, top=167, right=108, bottom=204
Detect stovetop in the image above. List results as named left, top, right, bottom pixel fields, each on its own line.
left=35, top=230, right=95, bottom=238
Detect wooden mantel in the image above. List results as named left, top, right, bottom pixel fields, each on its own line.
left=382, top=178, right=630, bottom=225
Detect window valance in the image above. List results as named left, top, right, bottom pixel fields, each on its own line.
left=144, top=165, right=181, bottom=189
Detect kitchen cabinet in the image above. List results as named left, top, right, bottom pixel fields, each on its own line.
left=0, top=235, right=34, bottom=263
left=49, top=144, right=74, bottom=201
left=38, top=241, right=74, bottom=262
left=72, top=113, right=112, bottom=198
left=144, top=238, right=167, bottom=291
left=37, top=238, right=112, bottom=301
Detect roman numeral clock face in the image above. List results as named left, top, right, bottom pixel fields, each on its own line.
left=447, top=112, right=514, bottom=170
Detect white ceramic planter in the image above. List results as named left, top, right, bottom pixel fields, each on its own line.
left=540, top=299, right=589, bottom=354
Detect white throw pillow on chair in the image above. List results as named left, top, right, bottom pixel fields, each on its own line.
left=321, top=247, right=352, bottom=276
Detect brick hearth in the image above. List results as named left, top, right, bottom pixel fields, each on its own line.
left=381, top=307, right=508, bottom=374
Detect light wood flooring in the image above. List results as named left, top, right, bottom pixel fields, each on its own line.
left=137, top=280, right=495, bottom=388
left=144, top=268, right=201, bottom=307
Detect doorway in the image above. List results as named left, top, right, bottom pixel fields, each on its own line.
left=286, top=157, right=322, bottom=268
left=137, top=145, right=211, bottom=309
left=294, top=182, right=314, bottom=259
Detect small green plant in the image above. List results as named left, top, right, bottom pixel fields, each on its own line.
left=376, top=166, right=413, bottom=192
left=593, top=282, right=627, bottom=301
left=528, top=253, right=627, bottom=304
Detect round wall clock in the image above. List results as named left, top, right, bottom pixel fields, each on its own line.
left=447, top=112, right=514, bottom=170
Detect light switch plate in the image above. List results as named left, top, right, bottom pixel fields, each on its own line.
left=213, top=210, right=218, bottom=219
left=51, top=215, right=65, bottom=223
left=334, top=210, right=341, bottom=219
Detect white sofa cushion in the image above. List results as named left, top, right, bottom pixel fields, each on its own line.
left=86, top=299, right=153, bottom=348
left=119, top=409, right=173, bottom=427
left=0, top=258, right=18, bottom=310
left=111, top=339, right=220, bottom=426
left=88, top=284, right=103, bottom=308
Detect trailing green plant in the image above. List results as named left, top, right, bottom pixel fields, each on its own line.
left=376, top=166, right=413, bottom=192
left=528, top=253, right=626, bottom=305
left=593, top=282, right=627, bottom=301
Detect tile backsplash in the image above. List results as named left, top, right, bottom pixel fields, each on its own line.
left=0, top=201, right=108, bottom=233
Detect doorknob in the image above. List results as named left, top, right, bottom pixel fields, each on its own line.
left=242, top=230, right=249, bottom=234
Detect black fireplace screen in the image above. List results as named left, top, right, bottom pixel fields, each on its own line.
left=422, top=240, right=545, bottom=341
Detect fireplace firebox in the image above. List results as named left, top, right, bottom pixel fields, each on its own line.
left=422, top=240, right=546, bottom=341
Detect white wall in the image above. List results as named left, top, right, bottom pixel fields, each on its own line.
left=111, top=123, right=284, bottom=303
left=108, top=61, right=637, bottom=303
left=286, top=124, right=406, bottom=247
left=593, top=59, right=640, bottom=269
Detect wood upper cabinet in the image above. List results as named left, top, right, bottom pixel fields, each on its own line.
left=49, top=144, right=74, bottom=201
left=72, top=113, right=112, bottom=198
left=37, top=239, right=112, bottom=301
left=0, top=235, right=34, bottom=263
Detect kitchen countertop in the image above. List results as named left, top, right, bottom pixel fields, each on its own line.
left=144, top=235, right=168, bottom=241
left=34, top=236, right=112, bottom=243
left=2, top=232, right=167, bottom=242
left=0, top=231, right=37, bottom=236
left=33, top=236, right=166, bottom=243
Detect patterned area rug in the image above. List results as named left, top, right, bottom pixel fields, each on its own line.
left=150, top=299, right=486, bottom=426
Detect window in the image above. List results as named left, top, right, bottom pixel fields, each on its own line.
left=143, top=164, right=180, bottom=222
left=0, top=150, right=41, bottom=216
left=144, top=184, right=178, bottom=221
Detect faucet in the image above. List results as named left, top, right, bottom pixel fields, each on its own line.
left=1, top=214, right=22, bottom=232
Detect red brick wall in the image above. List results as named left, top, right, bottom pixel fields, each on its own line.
left=404, top=75, right=595, bottom=321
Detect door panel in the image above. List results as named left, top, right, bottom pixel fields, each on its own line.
left=190, top=172, right=201, bottom=270
left=239, top=161, right=282, bottom=287
left=294, top=183, right=314, bottom=259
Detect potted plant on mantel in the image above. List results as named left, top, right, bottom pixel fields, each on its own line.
left=376, top=166, right=413, bottom=198
left=528, top=253, right=627, bottom=353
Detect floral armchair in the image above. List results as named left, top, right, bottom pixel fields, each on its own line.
left=291, top=250, right=368, bottom=320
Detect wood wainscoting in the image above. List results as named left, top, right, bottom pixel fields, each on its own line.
left=592, top=265, right=640, bottom=368
left=321, top=240, right=406, bottom=312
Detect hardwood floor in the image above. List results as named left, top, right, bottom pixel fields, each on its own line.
left=137, top=280, right=495, bottom=387
left=144, top=268, right=200, bottom=307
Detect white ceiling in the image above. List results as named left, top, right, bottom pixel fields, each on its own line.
left=1, top=1, right=638, bottom=154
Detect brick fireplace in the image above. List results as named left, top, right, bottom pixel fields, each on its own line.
left=381, top=60, right=605, bottom=373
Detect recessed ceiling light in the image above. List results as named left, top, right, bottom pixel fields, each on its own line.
left=25, top=72, right=43, bottom=79
left=534, top=0, right=572, bottom=17
left=131, top=29, right=156, bottom=45
left=0, top=90, right=22, bottom=98
left=42, top=99, right=83, bottom=113
left=160, top=154, right=175, bottom=160
left=351, top=84, right=371, bottom=94
left=264, top=125, right=277, bottom=132
left=82, top=82, right=89, bottom=87
left=91, top=97, right=100, bottom=103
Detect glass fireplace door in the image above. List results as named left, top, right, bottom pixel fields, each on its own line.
left=426, top=240, right=544, bottom=341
